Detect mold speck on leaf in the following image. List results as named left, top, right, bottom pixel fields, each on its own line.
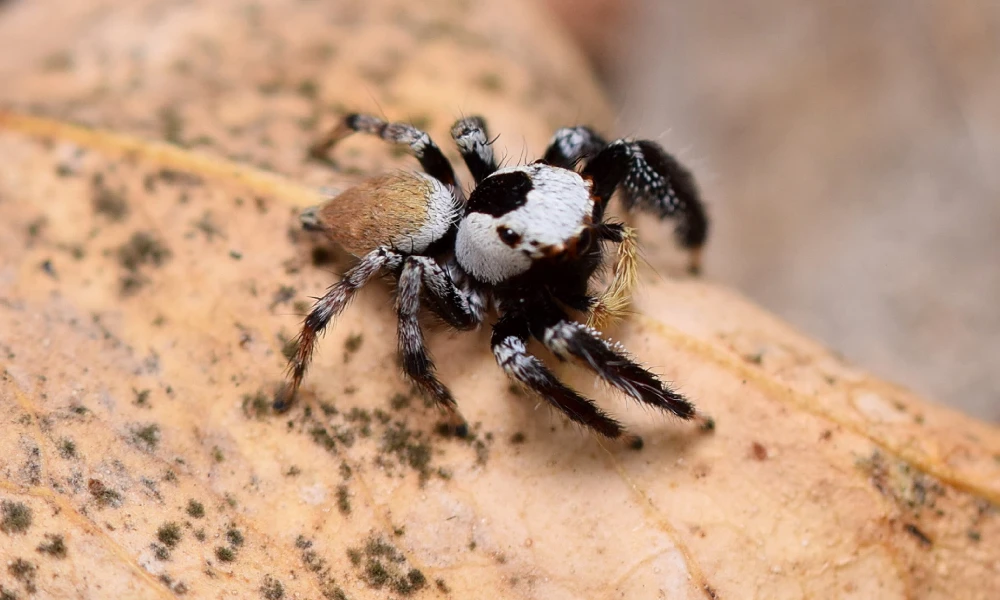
left=186, top=500, right=205, bottom=518
left=1, top=501, right=32, bottom=534
left=37, top=534, right=68, bottom=558
left=157, top=522, right=182, bottom=548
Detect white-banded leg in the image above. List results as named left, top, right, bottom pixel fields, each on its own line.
left=450, top=116, right=497, bottom=184
left=310, top=113, right=460, bottom=190
left=275, top=247, right=402, bottom=411
left=537, top=312, right=696, bottom=422
left=416, top=257, right=487, bottom=330
left=491, top=311, right=626, bottom=439
left=583, top=139, right=708, bottom=274
left=543, top=126, right=608, bottom=169
left=397, top=256, right=485, bottom=435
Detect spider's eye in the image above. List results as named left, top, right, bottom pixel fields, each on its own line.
left=496, top=226, right=522, bottom=247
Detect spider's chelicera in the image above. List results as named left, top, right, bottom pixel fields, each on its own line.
left=278, top=113, right=709, bottom=443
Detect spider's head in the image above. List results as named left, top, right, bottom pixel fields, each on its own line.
left=455, top=164, right=596, bottom=284
left=301, top=171, right=460, bottom=257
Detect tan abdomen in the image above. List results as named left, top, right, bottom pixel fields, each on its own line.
left=309, top=172, right=448, bottom=257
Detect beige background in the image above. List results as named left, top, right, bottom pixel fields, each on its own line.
left=551, top=0, right=1000, bottom=421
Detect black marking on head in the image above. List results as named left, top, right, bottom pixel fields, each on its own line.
left=496, top=226, right=521, bottom=247
left=465, top=171, right=533, bottom=217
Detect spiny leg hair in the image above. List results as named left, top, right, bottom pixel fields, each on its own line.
left=538, top=314, right=695, bottom=420
left=275, top=247, right=402, bottom=411
left=492, top=312, right=625, bottom=439
left=397, top=256, right=472, bottom=433
left=543, top=126, right=608, bottom=169
left=310, top=113, right=459, bottom=189
left=583, top=139, right=708, bottom=274
left=450, top=116, right=497, bottom=184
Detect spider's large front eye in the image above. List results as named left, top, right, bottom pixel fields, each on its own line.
left=497, top=226, right=522, bottom=247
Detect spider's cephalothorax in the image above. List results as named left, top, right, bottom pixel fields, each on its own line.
left=281, top=113, right=710, bottom=443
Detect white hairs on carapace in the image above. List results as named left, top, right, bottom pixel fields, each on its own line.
left=455, top=164, right=594, bottom=284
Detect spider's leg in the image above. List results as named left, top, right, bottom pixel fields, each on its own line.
left=310, top=113, right=460, bottom=190
left=542, top=126, right=608, bottom=169
left=397, top=256, right=470, bottom=434
left=414, top=256, right=487, bottom=331
left=450, top=116, right=497, bottom=184
left=534, top=306, right=696, bottom=420
left=587, top=222, right=640, bottom=330
left=492, top=310, right=625, bottom=439
left=275, top=247, right=402, bottom=411
left=583, top=139, right=708, bottom=274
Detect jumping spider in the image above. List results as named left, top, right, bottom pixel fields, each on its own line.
left=277, top=113, right=709, bottom=443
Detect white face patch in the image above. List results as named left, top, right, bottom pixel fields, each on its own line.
left=456, top=164, right=594, bottom=284
left=391, top=174, right=460, bottom=254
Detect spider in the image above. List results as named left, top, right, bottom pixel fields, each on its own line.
left=276, top=113, right=709, bottom=444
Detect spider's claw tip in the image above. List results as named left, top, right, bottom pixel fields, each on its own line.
left=696, top=413, right=715, bottom=433
left=686, top=248, right=703, bottom=276
left=435, top=420, right=469, bottom=438
left=626, top=434, right=644, bottom=451
left=272, top=383, right=296, bottom=413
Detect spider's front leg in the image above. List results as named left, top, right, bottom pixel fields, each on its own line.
left=450, top=116, right=498, bottom=185
left=310, top=113, right=460, bottom=192
left=275, top=247, right=403, bottom=411
left=583, top=138, right=708, bottom=274
left=491, top=310, right=628, bottom=440
left=396, top=256, right=486, bottom=435
left=542, top=126, right=608, bottom=169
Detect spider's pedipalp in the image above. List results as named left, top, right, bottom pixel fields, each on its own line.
left=310, top=113, right=460, bottom=191
left=492, top=312, right=624, bottom=438
left=450, top=116, right=497, bottom=184
left=588, top=223, right=640, bottom=330
left=275, top=247, right=400, bottom=411
left=583, top=139, right=707, bottom=273
left=539, top=317, right=695, bottom=420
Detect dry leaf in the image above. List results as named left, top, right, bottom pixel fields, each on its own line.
left=1, top=1, right=998, bottom=599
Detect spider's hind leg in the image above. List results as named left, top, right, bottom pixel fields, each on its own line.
left=276, top=247, right=402, bottom=411
left=310, top=113, right=459, bottom=190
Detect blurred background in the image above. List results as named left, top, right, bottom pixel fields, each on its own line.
left=547, top=0, right=999, bottom=421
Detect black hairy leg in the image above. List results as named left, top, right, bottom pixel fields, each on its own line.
left=491, top=311, right=626, bottom=439
left=310, top=113, right=460, bottom=190
left=410, top=257, right=488, bottom=330
left=532, top=302, right=696, bottom=421
left=396, top=256, right=471, bottom=434
left=450, top=116, right=498, bottom=184
left=583, top=139, right=708, bottom=274
left=543, top=126, right=608, bottom=169
left=275, top=247, right=403, bottom=411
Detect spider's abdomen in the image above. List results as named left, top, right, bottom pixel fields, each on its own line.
left=456, top=164, right=595, bottom=284
left=302, top=172, right=459, bottom=256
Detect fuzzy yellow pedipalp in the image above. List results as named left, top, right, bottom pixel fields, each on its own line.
left=587, top=225, right=640, bottom=330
